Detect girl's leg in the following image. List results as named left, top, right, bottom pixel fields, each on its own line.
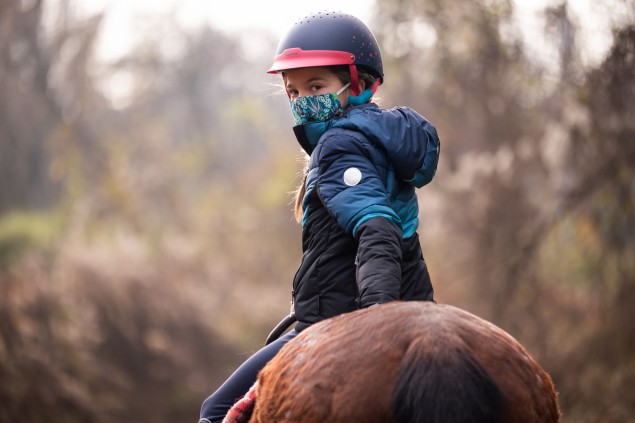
left=199, top=329, right=298, bottom=423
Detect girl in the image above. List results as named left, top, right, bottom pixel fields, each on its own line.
left=200, top=11, right=439, bottom=423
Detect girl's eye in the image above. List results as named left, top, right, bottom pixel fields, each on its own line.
left=287, top=89, right=299, bottom=98
left=310, top=85, right=323, bottom=92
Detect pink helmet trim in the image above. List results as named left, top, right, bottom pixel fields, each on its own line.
left=268, top=48, right=355, bottom=74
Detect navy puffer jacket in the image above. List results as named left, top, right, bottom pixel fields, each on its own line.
left=291, top=103, right=439, bottom=331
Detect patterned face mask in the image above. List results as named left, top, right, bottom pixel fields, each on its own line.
left=289, top=83, right=351, bottom=126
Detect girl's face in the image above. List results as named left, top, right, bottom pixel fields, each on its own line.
left=284, top=67, right=350, bottom=106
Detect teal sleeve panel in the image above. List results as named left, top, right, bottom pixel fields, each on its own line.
left=315, top=132, right=402, bottom=237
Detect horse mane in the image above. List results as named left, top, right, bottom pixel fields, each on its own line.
left=392, top=319, right=503, bottom=422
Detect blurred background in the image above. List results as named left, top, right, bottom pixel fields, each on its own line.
left=1, top=0, right=634, bottom=421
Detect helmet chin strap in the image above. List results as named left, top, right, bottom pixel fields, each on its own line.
left=349, top=64, right=361, bottom=96
left=347, top=64, right=381, bottom=105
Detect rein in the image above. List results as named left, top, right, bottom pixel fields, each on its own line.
left=265, top=313, right=297, bottom=345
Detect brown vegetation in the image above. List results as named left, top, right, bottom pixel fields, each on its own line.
left=0, top=0, right=633, bottom=422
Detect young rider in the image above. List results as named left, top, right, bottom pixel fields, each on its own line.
left=200, top=11, right=440, bottom=423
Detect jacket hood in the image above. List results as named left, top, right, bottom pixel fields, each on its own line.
left=331, top=103, right=440, bottom=188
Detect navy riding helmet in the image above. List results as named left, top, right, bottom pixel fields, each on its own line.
left=268, top=11, right=383, bottom=97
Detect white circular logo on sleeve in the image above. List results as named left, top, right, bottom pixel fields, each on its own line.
left=343, top=167, right=362, bottom=186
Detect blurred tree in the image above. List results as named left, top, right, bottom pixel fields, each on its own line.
left=0, top=0, right=107, bottom=215
left=5, top=0, right=631, bottom=420
left=0, top=0, right=61, bottom=212
left=374, top=0, right=551, bottom=322
left=549, top=22, right=635, bottom=421
left=0, top=1, right=297, bottom=422
left=374, top=0, right=634, bottom=421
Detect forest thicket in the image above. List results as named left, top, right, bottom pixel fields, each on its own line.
left=1, top=0, right=634, bottom=422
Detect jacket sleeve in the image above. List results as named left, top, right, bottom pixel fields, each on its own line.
left=315, top=130, right=402, bottom=236
left=355, top=216, right=402, bottom=307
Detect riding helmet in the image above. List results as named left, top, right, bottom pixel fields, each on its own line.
left=268, top=11, right=383, bottom=86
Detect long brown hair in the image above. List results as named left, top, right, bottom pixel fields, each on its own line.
left=292, top=66, right=379, bottom=223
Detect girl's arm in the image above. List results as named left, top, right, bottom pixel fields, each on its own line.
left=355, top=216, right=402, bottom=308
left=313, top=129, right=405, bottom=308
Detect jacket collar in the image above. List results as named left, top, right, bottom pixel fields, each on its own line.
left=292, top=103, right=379, bottom=155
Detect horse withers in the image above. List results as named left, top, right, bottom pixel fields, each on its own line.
left=250, top=301, right=560, bottom=423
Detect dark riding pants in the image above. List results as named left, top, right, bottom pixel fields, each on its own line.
left=199, top=330, right=298, bottom=423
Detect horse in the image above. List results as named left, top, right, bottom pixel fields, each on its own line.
left=249, top=301, right=560, bottom=423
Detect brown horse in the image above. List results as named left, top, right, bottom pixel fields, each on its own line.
left=250, top=301, right=560, bottom=423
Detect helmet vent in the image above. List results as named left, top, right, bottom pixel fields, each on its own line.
left=295, top=11, right=349, bottom=24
